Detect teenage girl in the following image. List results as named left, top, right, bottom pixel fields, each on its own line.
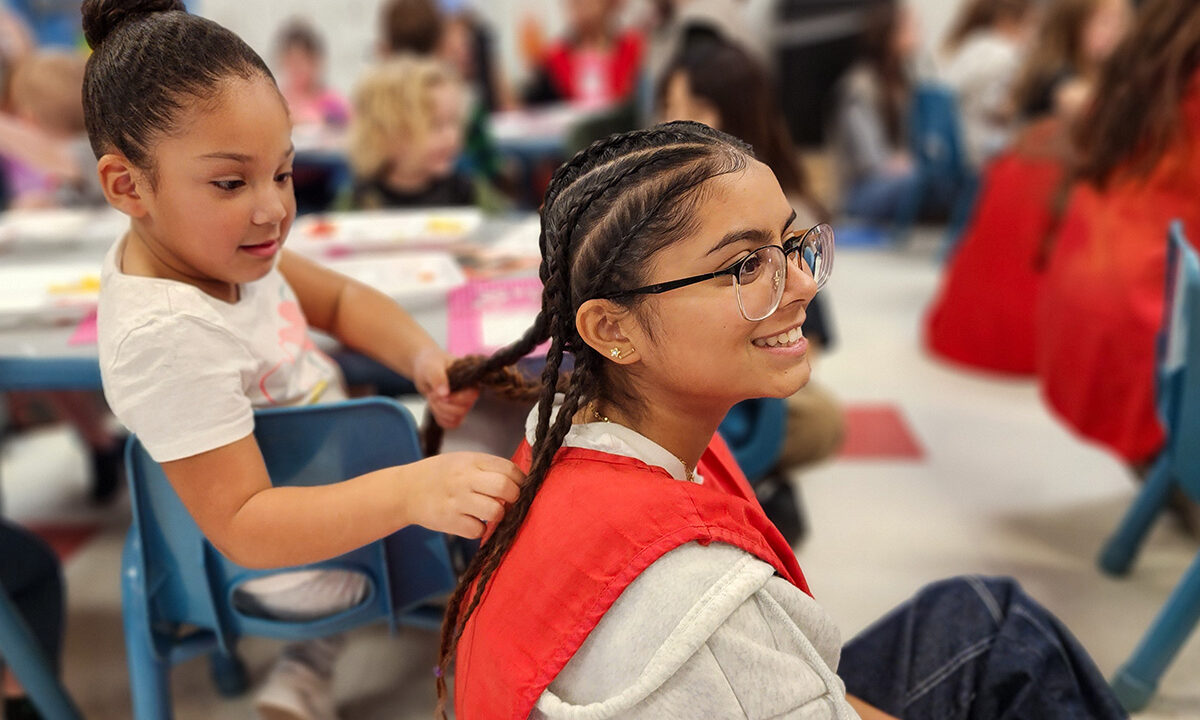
left=426, top=122, right=1126, bottom=718
left=82, top=2, right=522, bottom=719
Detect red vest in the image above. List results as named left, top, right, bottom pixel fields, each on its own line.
left=454, top=434, right=809, bottom=719
left=543, top=31, right=643, bottom=103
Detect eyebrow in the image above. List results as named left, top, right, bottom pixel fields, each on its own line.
left=706, top=209, right=799, bottom=256
left=198, top=145, right=296, bottom=163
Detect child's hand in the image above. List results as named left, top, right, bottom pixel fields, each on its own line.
left=412, top=347, right=480, bottom=429
left=406, top=452, right=526, bottom=538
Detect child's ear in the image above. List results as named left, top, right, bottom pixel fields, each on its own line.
left=97, top=153, right=149, bottom=218
left=576, top=299, right=639, bottom=364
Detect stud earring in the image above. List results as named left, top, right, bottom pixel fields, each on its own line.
left=610, top=347, right=623, bottom=359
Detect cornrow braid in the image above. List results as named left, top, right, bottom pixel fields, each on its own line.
left=432, top=121, right=753, bottom=718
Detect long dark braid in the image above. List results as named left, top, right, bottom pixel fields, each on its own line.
left=430, top=122, right=752, bottom=716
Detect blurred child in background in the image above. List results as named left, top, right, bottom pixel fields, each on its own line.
left=831, top=0, right=921, bottom=227
left=923, top=0, right=1130, bottom=376
left=524, top=0, right=642, bottom=107
left=1038, top=0, right=1200, bottom=485
left=275, top=17, right=349, bottom=131
left=938, top=0, right=1035, bottom=172
left=349, top=56, right=477, bottom=209
left=0, top=51, right=101, bottom=208
left=1010, top=0, right=1130, bottom=124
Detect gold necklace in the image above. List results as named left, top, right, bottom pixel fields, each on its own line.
left=590, top=406, right=696, bottom=482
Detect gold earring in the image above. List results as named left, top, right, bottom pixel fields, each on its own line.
left=610, top=347, right=623, bottom=359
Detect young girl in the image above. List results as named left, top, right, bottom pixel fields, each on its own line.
left=348, top=56, right=476, bottom=209
left=523, top=0, right=643, bottom=107
left=831, top=0, right=922, bottom=226
left=938, top=0, right=1035, bottom=170
left=427, top=122, right=1126, bottom=718
left=923, top=0, right=1129, bottom=376
left=1010, top=0, right=1129, bottom=123
left=274, top=17, right=350, bottom=130
left=81, top=2, right=523, bottom=719
left=1037, top=0, right=1200, bottom=470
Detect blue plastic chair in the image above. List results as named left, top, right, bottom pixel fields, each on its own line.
left=121, top=397, right=456, bottom=719
left=1097, top=220, right=1200, bottom=711
left=0, top=589, right=83, bottom=720
left=718, top=399, right=789, bottom=483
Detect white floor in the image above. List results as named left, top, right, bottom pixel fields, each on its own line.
left=3, top=233, right=1199, bottom=718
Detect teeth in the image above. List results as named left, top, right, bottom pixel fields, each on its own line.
left=753, top=327, right=805, bottom=348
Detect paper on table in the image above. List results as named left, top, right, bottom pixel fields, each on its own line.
left=0, top=262, right=101, bottom=326
left=0, top=207, right=127, bottom=248
left=289, top=208, right=483, bottom=257
left=448, top=277, right=545, bottom=357
left=323, top=252, right=466, bottom=303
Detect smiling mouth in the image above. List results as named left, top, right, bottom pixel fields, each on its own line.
left=752, top=323, right=805, bottom=348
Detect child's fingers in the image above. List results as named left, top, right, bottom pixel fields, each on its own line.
left=447, top=515, right=486, bottom=539
left=471, top=455, right=527, bottom=485
left=463, top=494, right=506, bottom=526
left=430, top=404, right=469, bottom=430
left=473, top=472, right=522, bottom=504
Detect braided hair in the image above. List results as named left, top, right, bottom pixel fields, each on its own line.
left=427, top=121, right=752, bottom=713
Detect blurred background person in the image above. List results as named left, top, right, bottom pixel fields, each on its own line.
left=923, top=0, right=1130, bottom=376
left=523, top=0, right=643, bottom=107
left=348, top=55, right=484, bottom=210
left=938, top=0, right=1036, bottom=172
left=1010, top=0, right=1130, bottom=126
left=830, top=0, right=923, bottom=228
left=1037, top=0, right=1200, bottom=507
left=275, top=17, right=350, bottom=131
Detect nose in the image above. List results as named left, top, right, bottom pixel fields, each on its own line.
left=251, top=183, right=290, bottom=226
left=782, top=253, right=818, bottom=307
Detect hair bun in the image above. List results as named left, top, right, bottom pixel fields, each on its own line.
left=82, top=0, right=186, bottom=49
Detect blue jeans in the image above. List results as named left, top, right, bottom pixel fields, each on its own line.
left=840, top=576, right=1127, bottom=720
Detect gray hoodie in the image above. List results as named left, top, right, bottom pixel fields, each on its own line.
left=523, top=402, right=862, bottom=719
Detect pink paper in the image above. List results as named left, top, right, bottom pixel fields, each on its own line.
left=67, top=309, right=98, bottom=346
left=447, top=277, right=546, bottom=357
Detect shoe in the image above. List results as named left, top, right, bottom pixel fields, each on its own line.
left=253, top=657, right=338, bottom=720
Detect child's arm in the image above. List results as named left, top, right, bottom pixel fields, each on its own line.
left=278, top=250, right=478, bottom=429
left=162, top=433, right=522, bottom=569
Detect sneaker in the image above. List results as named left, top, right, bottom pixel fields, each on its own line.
left=253, top=657, right=338, bottom=720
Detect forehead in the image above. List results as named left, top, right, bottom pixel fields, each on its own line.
left=158, top=76, right=291, bottom=157
left=692, top=160, right=792, bottom=240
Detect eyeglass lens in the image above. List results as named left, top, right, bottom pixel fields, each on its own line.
left=734, top=225, right=834, bottom=322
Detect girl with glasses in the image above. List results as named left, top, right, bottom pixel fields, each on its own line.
left=429, top=122, right=1125, bottom=720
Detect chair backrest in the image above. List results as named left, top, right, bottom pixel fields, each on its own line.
left=718, top=398, right=788, bottom=483
left=1156, top=221, right=1200, bottom=498
left=123, top=397, right=455, bottom=654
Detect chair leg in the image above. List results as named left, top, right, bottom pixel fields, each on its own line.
left=209, top=648, right=249, bottom=697
left=0, top=590, right=83, bottom=720
left=1110, top=549, right=1200, bottom=712
left=122, top=536, right=173, bottom=720
left=1099, top=453, right=1173, bottom=576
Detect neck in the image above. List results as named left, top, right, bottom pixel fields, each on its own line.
left=592, top=395, right=727, bottom=477
left=122, top=223, right=238, bottom=303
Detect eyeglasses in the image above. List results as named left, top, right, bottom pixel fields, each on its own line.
left=602, top=223, right=834, bottom=322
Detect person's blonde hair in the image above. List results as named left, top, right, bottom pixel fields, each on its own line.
left=11, top=51, right=87, bottom=136
left=349, top=55, right=460, bottom=179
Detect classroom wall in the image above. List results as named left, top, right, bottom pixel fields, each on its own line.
left=197, top=0, right=965, bottom=101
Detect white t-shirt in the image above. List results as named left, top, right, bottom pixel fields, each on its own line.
left=98, top=237, right=346, bottom=463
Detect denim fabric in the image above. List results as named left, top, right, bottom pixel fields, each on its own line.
left=839, top=576, right=1127, bottom=720
left=842, top=172, right=922, bottom=226
left=0, top=520, right=64, bottom=672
